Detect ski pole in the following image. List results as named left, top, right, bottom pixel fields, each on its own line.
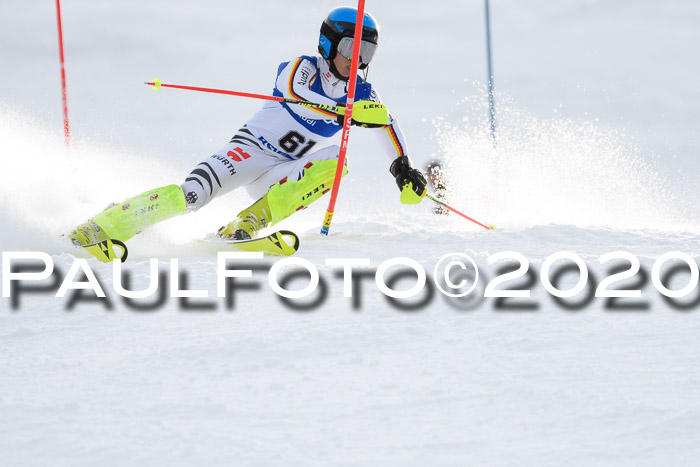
left=426, top=194, right=496, bottom=230
left=321, top=0, right=367, bottom=236
left=144, top=78, right=339, bottom=114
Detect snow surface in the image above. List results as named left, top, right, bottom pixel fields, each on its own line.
left=2, top=1, right=700, bottom=466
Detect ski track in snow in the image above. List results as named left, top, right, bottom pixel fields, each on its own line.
left=2, top=0, right=700, bottom=465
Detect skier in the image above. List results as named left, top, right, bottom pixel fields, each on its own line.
left=425, top=160, right=449, bottom=215
left=69, top=6, right=427, bottom=256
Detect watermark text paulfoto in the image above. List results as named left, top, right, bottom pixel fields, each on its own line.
left=2, top=251, right=700, bottom=312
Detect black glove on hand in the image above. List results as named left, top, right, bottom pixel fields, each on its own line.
left=389, top=156, right=427, bottom=204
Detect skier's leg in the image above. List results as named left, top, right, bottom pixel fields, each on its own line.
left=69, top=137, right=278, bottom=246
left=218, top=145, right=347, bottom=239
left=179, top=139, right=283, bottom=212
left=68, top=184, right=187, bottom=246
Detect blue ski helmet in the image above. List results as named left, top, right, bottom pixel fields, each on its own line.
left=318, top=7, right=379, bottom=73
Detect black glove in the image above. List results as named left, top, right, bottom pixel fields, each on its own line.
left=389, top=156, right=427, bottom=204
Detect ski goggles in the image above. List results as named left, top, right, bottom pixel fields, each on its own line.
left=337, top=36, right=378, bottom=65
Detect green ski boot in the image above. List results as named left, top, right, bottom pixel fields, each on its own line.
left=218, top=194, right=272, bottom=240
left=68, top=219, right=110, bottom=247
left=68, top=184, right=187, bottom=261
left=218, top=159, right=347, bottom=240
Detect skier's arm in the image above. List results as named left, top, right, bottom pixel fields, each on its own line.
left=375, top=113, right=409, bottom=159
left=365, top=88, right=426, bottom=204
left=361, top=88, right=409, bottom=159
left=275, top=58, right=340, bottom=120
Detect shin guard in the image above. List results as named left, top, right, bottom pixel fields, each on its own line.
left=267, top=159, right=347, bottom=224
left=93, top=184, right=187, bottom=241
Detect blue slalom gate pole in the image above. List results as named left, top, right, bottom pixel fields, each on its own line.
left=484, top=0, right=496, bottom=144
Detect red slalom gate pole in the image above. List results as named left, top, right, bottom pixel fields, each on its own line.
left=320, top=0, right=366, bottom=235
left=55, top=0, right=70, bottom=148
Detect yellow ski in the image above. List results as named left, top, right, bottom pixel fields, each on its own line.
left=203, top=230, right=300, bottom=256
left=80, top=239, right=129, bottom=263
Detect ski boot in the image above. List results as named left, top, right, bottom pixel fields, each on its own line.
left=218, top=159, right=347, bottom=240
left=68, top=219, right=110, bottom=247
left=67, top=184, right=187, bottom=261
left=218, top=193, right=271, bottom=240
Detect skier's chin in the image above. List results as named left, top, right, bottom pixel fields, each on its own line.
left=335, top=65, right=351, bottom=79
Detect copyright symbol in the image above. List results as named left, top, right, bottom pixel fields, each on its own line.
left=433, top=253, right=480, bottom=297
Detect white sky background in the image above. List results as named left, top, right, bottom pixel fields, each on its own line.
left=1, top=0, right=698, bottom=175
